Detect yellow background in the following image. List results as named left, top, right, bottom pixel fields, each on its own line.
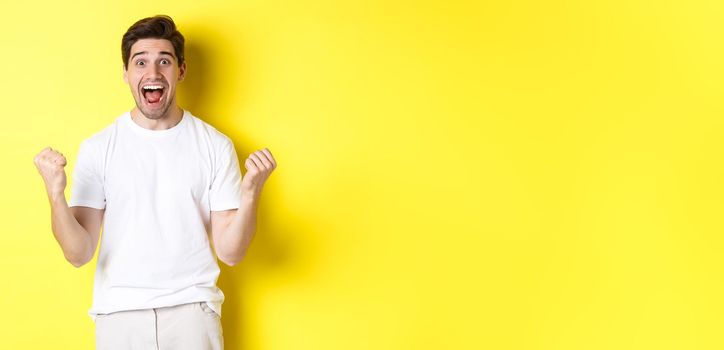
left=1, top=0, right=723, bottom=349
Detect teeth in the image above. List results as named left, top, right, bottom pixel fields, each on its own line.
left=142, top=85, right=163, bottom=90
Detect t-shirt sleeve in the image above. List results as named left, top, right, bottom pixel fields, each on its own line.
left=209, top=137, right=242, bottom=211
left=69, top=139, right=106, bottom=209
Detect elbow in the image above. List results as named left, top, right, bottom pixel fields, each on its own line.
left=216, top=245, right=250, bottom=267
left=61, top=236, right=95, bottom=268
left=220, top=256, right=241, bottom=267
left=65, top=252, right=91, bottom=268
left=66, top=257, right=86, bottom=268
left=219, top=251, right=246, bottom=267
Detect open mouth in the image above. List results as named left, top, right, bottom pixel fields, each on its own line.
left=141, top=84, right=165, bottom=106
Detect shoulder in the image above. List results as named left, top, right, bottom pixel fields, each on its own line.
left=78, top=113, right=125, bottom=152
left=184, top=111, right=235, bottom=149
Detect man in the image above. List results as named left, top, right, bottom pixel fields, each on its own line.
left=32, top=15, right=276, bottom=349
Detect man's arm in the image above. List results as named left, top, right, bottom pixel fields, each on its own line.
left=210, top=197, right=258, bottom=266
left=34, top=147, right=103, bottom=267
left=210, top=148, right=276, bottom=266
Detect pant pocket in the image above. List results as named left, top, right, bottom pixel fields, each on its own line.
left=198, top=302, right=219, bottom=317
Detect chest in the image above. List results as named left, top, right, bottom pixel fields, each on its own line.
left=103, top=139, right=213, bottom=204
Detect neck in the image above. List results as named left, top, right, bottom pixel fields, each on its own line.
left=130, top=105, right=184, bottom=130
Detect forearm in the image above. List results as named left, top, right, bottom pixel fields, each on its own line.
left=47, top=191, right=93, bottom=267
left=217, top=195, right=259, bottom=266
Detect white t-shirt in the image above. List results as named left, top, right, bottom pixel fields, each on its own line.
left=69, top=110, right=241, bottom=321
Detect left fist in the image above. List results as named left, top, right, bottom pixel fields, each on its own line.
left=241, top=148, right=277, bottom=198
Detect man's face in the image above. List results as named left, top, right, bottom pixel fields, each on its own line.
left=123, top=38, right=186, bottom=120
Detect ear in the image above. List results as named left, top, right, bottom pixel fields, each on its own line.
left=123, top=65, right=128, bottom=84
left=178, top=62, right=187, bottom=82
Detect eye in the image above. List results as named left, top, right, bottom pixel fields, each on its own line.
left=136, top=60, right=145, bottom=66
left=161, top=59, right=170, bottom=65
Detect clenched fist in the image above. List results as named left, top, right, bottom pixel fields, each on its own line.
left=241, top=148, right=277, bottom=198
left=34, top=147, right=68, bottom=195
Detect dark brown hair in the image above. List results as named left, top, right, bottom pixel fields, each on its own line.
left=121, top=15, right=185, bottom=70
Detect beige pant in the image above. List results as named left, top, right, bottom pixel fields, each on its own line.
left=94, top=302, right=224, bottom=350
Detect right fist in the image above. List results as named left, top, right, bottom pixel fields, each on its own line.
left=34, top=147, right=68, bottom=194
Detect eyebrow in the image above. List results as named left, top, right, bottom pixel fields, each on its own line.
left=131, top=51, right=176, bottom=60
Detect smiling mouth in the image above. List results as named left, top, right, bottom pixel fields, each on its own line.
left=141, top=85, right=165, bottom=105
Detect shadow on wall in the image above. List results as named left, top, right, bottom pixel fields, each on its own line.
left=177, top=23, right=323, bottom=350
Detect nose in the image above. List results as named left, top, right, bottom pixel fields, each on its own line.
left=147, top=63, right=162, bottom=79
